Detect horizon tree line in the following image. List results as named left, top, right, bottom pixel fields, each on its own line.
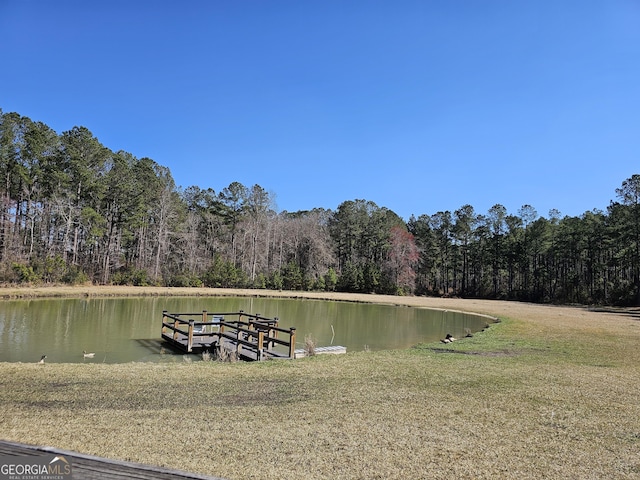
left=1, top=109, right=639, bottom=305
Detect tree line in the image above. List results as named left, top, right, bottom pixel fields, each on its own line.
left=1, top=109, right=639, bottom=305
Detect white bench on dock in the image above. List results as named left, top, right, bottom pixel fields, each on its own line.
left=294, top=345, right=347, bottom=359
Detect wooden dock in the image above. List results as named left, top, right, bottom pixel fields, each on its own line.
left=0, top=440, right=227, bottom=480
left=161, top=310, right=297, bottom=361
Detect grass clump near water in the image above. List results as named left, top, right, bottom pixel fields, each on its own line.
left=1, top=288, right=640, bottom=479
left=303, top=334, right=317, bottom=357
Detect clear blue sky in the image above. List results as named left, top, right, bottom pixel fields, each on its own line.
left=1, top=1, right=639, bottom=221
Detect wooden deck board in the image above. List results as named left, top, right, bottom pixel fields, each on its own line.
left=0, top=440, right=227, bottom=480
left=161, top=334, right=219, bottom=354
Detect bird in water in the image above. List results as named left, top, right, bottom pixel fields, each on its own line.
left=38, top=354, right=47, bottom=364
left=83, top=350, right=95, bottom=358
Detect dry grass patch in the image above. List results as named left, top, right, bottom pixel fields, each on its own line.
left=3, top=349, right=639, bottom=479
left=1, top=287, right=640, bottom=478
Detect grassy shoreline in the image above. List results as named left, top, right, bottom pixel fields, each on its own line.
left=1, top=286, right=639, bottom=479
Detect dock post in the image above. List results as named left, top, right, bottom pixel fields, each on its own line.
left=187, top=320, right=194, bottom=352
left=271, top=317, right=279, bottom=349
left=266, top=326, right=273, bottom=350
left=162, top=310, right=167, bottom=335
left=289, top=328, right=296, bottom=359
left=173, top=316, right=180, bottom=342
left=257, top=331, right=264, bottom=361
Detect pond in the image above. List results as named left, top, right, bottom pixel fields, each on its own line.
left=0, top=296, right=491, bottom=363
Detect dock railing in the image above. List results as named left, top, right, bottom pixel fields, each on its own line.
left=161, top=310, right=296, bottom=360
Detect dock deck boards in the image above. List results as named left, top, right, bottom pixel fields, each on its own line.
left=161, top=332, right=289, bottom=360
left=161, top=332, right=215, bottom=351
left=0, top=440, right=226, bottom=480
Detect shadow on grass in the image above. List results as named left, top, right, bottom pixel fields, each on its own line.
left=423, top=347, right=518, bottom=357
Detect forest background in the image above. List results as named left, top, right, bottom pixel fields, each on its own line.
left=2, top=109, right=639, bottom=305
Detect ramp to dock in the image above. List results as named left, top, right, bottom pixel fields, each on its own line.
left=0, top=440, right=227, bottom=480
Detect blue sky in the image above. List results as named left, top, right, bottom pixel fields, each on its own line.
left=1, top=1, right=639, bottom=221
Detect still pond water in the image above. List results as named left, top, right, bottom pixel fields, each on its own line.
left=0, top=296, right=490, bottom=363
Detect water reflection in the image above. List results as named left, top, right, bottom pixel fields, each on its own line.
left=0, top=297, right=489, bottom=363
